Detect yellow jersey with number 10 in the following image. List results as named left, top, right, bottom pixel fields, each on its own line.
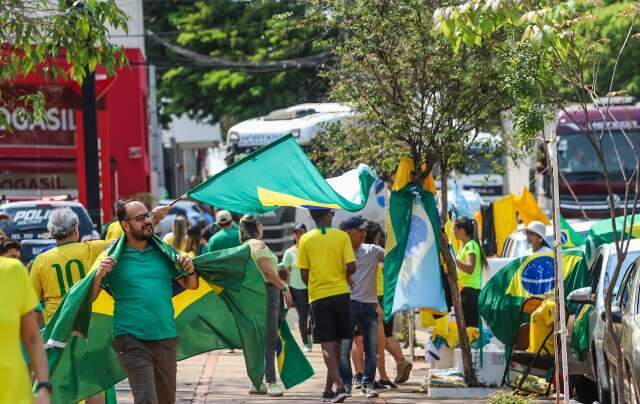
left=30, top=240, right=111, bottom=323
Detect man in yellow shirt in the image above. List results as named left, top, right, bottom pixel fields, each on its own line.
left=298, top=208, right=356, bottom=403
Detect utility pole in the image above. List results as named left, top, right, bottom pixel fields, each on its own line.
left=82, top=68, right=102, bottom=227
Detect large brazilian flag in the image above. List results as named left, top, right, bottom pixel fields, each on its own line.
left=560, top=216, right=585, bottom=248
left=584, top=214, right=640, bottom=261
left=187, top=135, right=377, bottom=214
left=43, top=236, right=266, bottom=403
left=479, top=249, right=588, bottom=344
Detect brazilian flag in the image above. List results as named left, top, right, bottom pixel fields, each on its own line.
left=585, top=214, right=640, bottom=261
left=187, top=135, right=376, bottom=214
left=560, top=216, right=585, bottom=248
left=276, top=315, right=314, bottom=389
left=570, top=304, right=592, bottom=358
left=43, top=236, right=266, bottom=403
left=479, top=249, right=588, bottom=344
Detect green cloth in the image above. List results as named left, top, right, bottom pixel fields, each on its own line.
left=43, top=236, right=268, bottom=403
left=282, top=246, right=306, bottom=290
left=100, top=244, right=181, bottom=340
left=560, top=216, right=585, bottom=248
left=207, top=224, right=240, bottom=252
left=277, top=310, right=314, bottom=389
left=584, top=214, right=640, bottom=261
left=478, top=248, right=588, bottom=344
left=571, top=304, right=592, bottom=359
left=187, top=134, right=376, bottom=214
left=456, top=240, right=482, bottom=289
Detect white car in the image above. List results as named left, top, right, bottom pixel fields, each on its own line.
left=501, top=219, right=595, bottom=259
left=568, top=239, right=640, bottom=404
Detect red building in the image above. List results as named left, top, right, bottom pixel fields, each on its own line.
left=0, top=48, right=151, bottom=224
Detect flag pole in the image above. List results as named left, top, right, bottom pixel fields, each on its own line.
left=546, top=120, right=570, bottom=403
left=169, top=194, right=188, bottom=207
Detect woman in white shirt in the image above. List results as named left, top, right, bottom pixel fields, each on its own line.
left=524, top=221, right=552, bottom=255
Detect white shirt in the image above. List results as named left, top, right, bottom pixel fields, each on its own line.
left=524, top=245, right=553, bottom=256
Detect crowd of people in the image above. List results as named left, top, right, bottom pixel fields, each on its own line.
left=0, top=198, right=426, bottom=404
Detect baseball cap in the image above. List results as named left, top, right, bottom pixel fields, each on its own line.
left=293, top=223, right=307, bottom=232
left=524, top=221, right=546, bottom=240
left=215, top=210, right=233, bottom=225
left=340, top=216, right=368, bottom=231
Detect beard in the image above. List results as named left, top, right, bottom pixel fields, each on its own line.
left=130, top=223, right=154, bottom=241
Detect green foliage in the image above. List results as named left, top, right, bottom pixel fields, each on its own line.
left=487, top=391, right=534, bottom=404
left=144, top=0, right=330, bottom=127
left=0, top=0, right=128, bottom=126
left=308, top=0, right=507, bottom=181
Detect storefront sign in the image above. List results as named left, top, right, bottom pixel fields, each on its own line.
left=0, top=173, right=77, bottom=191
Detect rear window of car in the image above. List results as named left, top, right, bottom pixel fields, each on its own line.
left=0, top=205, right=95, bottom=240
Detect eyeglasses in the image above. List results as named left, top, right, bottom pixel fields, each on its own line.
left=125, top=212, right=153, bottom=223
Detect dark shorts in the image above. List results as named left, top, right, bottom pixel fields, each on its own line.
left=311, top=293, right=352, bottom=343
left=378, top=295, right=394, bottom=338
left=461, top=287, right=481, bottom=328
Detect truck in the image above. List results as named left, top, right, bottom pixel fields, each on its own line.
left=224, top=103, right=385, bottom=257
left=552, top=96, right=640, bottom=218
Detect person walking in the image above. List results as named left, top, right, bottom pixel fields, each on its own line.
left=163, top=216, right=188, bottom=254
left=523, top=221, right=552, bottom=255
left=239, top=215, right=293, bottom=397
left=298, top=208, right=356, bottom=403
left=92, top=200, right=199, bottom=404
left=451, top=216, right=487, bottom=328
left=185, top=225, right=207, bottom=257
left=206, top=210, right=240, bottom=253
left=338, top=217, right=384, bottom=398
left=282, top=223, right=312, bottom=352
left=0, top=257, right=50, bottom=404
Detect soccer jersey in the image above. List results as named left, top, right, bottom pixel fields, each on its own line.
left=30, top=240, right=111, bottom=323
left=105, top=221, right=124, bottom=242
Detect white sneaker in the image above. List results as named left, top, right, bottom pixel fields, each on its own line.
left=303, top=344, right=312, bottom=353
left=226, top=348, right=235, bottom=353
left=267, top=382, right=284, bottom=397
left=249, top=382, right=267, bottom=395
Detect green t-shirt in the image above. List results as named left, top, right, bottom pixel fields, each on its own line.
left=456, top=239, right=482, bottom=290
left=207, top=224, right=240, bottom=253
left=282, top=246, right=306, bottom=290
left=101, top=244, right=181, bottom=340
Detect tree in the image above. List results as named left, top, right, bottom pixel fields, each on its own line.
left=0, top=0, right=128, bottom=125
left=143, top=0, right=331, bottom=128
left=437, top=1, right=640, bottom=400
left=308, top=0, right=510, bottom=385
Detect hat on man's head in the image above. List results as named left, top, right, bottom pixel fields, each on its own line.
left=340, top=216, right=368, bottom=231
left=215, top=210, right=233, bottom=225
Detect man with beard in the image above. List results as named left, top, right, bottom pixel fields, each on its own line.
left=92, top=200, right=199, bottom=404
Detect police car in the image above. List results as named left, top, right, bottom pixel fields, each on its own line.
left=0, top=200, right=99, bottom=263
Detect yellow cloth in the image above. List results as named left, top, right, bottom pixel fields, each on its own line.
left=0, top=258, right=40, bottom=404
left=431, top=318, right=480, bottom=348
left=420, top=308, right=448, bottom=327
left=163, top=232, right=187, bottom=254
left=297, top=227, right=356, bottom=303
left=391, top=156, right=437, bottom=192
left=493, top=195, right=518, bottom=256
left=513, top=187, right=550, bottom=225
left=376, top=264, right=384, bottom=296
left=444, top=220, right=461, bottom=254
left=474, top=210, right=483, bottom=241
left=30, top=240, right=111, bottom=323
left=528, top=298, right=556, bottom=355
left=105, top=221, right=124, bottom=242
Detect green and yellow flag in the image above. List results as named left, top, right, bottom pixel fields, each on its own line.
left=560, top=216, right=585, bottom=248
left=479, top=249, right=588, bottom=344
left=43, top=236, right=266, bottom=403
left=585, top=214, right=640, bottom=261
left=276, top=316, right=314, bottom=389
left=570, top=304, right=592, bottom=358
left=187, top=135, right=376, bottom=214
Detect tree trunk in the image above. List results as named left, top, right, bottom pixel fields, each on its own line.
left=440, top=162, right=449, bottom=223
left=440, top=238, right=478, bottom=386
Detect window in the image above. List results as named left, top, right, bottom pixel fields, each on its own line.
left=618, top=263, right=637, bottom=312
left=590, top=252, right=604, bottom=293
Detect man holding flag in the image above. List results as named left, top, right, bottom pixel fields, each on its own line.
left=92, top=199, right=199, bottom=404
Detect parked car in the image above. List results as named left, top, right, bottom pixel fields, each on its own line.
left=568, top=239, right=640, bottom=404
left=156, top=199, right=206, bottom=236
left=602, top=255, right=640, bottom=403
left=0, top=200, right=99, bottom=263
left=501, top=219, right=595, bottom=259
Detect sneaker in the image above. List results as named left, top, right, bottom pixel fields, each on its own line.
left=321, top=391, right=335, bottom=402
left=333, top=387, right=349, bottom=403
left=361, top=385, right=379, bottom=398
left=248, top=382, right=267, bottom=395
left=267, top=382, right=284, bottom=397
left=226, top=348, right=235, bottom=353
left=303, top=343, right=312, bottom=353
left=343, top=384, right=352, bottom=397
left=394, top=359, right=413, bottom=384
left=419, top=378, right=429, bottom=393
left=378, top=379, right=398, bottom=389
left=353, top=372, right=363, bottom=389
left=372, top=380, right=388, bottom=390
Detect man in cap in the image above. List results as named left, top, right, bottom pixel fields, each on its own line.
left=523, top=221, right=552, bottom=255
left=338, top=217, right=385, bottom=398
left=298, top=208, right=356, bottom=403
left=206, top=210, right=240, bottom=253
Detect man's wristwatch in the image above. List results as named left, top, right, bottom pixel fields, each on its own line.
left=36, top=381, right=53, bottom=393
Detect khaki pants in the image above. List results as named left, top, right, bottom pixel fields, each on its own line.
left=114, top=334, right=178, bottom=404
